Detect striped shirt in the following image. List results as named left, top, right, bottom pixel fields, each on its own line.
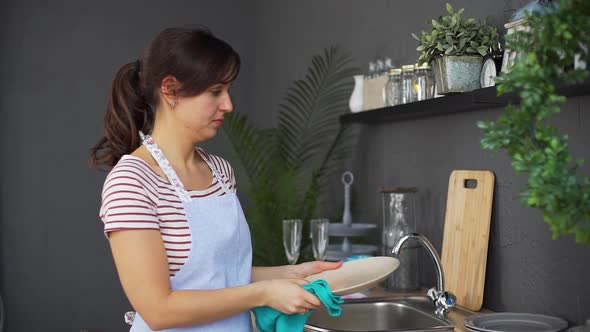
left=99, top=149, right=236, bottom=277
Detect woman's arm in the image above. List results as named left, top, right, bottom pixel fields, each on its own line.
left=252, top=261, right=343, bottom=282
left=109, top=230, right=321, bottom=330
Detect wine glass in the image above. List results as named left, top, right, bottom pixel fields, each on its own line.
left=310, top=218, right=330, bottom=261
left=282, top=219, right=302, bottom=265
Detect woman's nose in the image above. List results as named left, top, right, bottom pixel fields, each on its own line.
left=220, top=94, right=233, bottom=112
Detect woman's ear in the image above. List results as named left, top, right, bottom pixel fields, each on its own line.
left=160, top=75, right=179, bottom=108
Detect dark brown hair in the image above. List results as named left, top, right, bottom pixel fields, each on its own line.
left=90, top=26, right=240, bottom=170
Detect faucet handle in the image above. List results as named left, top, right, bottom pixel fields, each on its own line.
left=438, top=291, right=456, bottom=310
left=426, top=287, right=438, bottom=302
left=427, top=287, right=456, bottom=314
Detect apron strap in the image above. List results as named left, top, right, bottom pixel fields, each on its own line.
left=140, top=133, right=231, bottom=201
left=141, top=134, right=192, bottom=203
left=196, top=148, right=232, bottom=195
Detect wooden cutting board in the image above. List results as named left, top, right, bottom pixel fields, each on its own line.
left=441, top=170, right=495, bottom=311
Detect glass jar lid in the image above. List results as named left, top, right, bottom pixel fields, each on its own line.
left=401, top=64, right=415, bottom=71
left=380, top=187, right=418, bottom=193
left=389, top=68, right=402, bottom=75
left=415, top=63, right=431, bottom=70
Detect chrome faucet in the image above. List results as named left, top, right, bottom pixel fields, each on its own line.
left=392, top=233, right=456, bottom=315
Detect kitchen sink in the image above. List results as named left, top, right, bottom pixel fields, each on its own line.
left=304, top=296, right=455, bottom=332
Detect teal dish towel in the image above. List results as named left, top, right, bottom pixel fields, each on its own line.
left=252, top=279, right=343, bottom=332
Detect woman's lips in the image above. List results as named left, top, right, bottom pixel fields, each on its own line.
left=213, top=119, right=223, bottom=126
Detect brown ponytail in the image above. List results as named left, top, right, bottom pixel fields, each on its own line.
left=89, top=61, right=153, bottom=170
left=90, top=26, right=240, bottom=171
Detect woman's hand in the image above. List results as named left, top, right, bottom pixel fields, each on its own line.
left=259, top=279, right=322, bottom=314
left=287, top=261, right=343, bottom=279
left=253, top=261, right=343, bottom=314
left=251, top=261, right=343, bottom=282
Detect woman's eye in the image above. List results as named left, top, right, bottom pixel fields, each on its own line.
left=211, top=89, right=222, bottom=96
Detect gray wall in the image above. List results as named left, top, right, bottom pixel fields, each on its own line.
left=1, top=0, right=589, bottom=331
left=348, top=99, right=590, bottom=324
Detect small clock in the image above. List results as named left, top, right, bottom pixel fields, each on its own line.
left=480, top=54, right=498, bottom=88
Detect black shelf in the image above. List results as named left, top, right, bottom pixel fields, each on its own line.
left=340, top=81, right=590, bottom=125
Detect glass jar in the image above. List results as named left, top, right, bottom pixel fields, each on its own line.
left=381, top=187, right=419, bottom=291
left=426, top=64, right=435, bottom=98
left=414, top=64, right=433, bottom=101
left=401, top=65, right=415, bottom=104
left=385, top=68, right=402, bottom=106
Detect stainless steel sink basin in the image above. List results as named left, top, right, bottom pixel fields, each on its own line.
left=304, top=296, right=455, bottom=332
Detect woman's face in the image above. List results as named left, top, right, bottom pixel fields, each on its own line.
left=175, top=83, right=233, bottom=142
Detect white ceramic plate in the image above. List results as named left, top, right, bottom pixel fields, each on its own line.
left=464, top=313, right=568, bottom=332
left=305, top=256, right=400, bottom=295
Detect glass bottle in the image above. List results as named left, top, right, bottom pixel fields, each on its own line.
left=375, top=59, right=386, bottom=77
left=401, top=65, right=415, bottom=104
left=366, top=61, right=376, bottom=79
left=385, top=68, right=403, bottom=106
left=381, top=187, right=419, bottom=291
left=384, top=57, right=393, bottom=71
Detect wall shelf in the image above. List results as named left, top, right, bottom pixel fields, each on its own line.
left=340, top=80, right=590, bottom=125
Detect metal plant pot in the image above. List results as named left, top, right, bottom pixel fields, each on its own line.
left=432, top=55, right=483, bottom=94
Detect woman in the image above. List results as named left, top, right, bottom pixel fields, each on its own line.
left=90, top=26, right=342, bottom=331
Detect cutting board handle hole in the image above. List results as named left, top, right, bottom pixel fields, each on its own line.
left=464, top=179, right=478, bottom=189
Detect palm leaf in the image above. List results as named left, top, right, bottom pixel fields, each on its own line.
left=222, top=112, right=275, bottom=182
left=222, top=46, right=359, bottom=265
left=277, top=46, right=356, bottom=174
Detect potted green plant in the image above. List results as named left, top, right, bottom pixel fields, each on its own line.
left=413, top=3, right=500, bottom=94
left=479, top=0, right=590, bottom=244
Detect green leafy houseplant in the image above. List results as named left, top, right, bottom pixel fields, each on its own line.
left=412, top=3, right=500, bottom=66
left=478, top=0, right=590, bottom=244
left=222, top=46, right=358, bottom=265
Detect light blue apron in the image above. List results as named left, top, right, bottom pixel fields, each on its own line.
left=129, top=134, right=253, bottom=332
